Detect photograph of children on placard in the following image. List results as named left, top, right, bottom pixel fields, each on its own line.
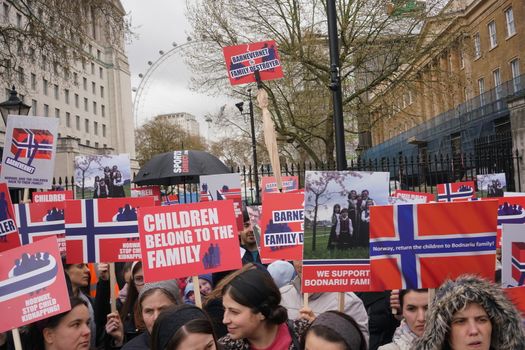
left=304, top=171, right=389, bottom=260
left=477, top=173, right=506, bottom=197
left=74, top=154, right=131, bottom=199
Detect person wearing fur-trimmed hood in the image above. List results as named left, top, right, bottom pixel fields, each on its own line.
left=413, top=275, right=525, bottom=350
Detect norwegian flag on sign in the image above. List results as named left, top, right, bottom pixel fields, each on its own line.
left=65, top=197, right=154, bottom=263
left=437, top=181, right=476, bottom=202
left=15, top=202, right=66, bottom=253
left=369, top=201, right=497, bottom=290
left=11, top=128, right=54, bottom=160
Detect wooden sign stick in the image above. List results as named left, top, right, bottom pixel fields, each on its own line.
left=193, top=275, right=202, bottom=308
left=109, top=263, right=117, bottom=314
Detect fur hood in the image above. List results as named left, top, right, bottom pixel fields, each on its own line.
left=413, top=275, right=525, bottom=350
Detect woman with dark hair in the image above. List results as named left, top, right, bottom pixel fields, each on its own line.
left=29, top=297, right=91, bottom=350
left=327, top=204, right=341, bottom=251
left=378, top=289, right=428, bottom=350
left=151, top=304, right=219, bottom=350
left=301, top=311, right=366, bottom=350
left=93, top=176, right=100, bottom=198
left=121, top=280, right=182, bottom=350
left=219, top=269, right=309, bottom=349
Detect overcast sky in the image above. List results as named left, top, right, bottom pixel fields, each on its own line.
left=121, top=0, right=232, bottom=139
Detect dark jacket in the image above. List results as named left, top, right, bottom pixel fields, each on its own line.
left=121, top=332, right=149, bottom=350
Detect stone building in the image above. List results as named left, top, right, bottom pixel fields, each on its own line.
left=155, top=112, right=201, bottom=137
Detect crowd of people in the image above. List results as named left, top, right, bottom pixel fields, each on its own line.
left=1, top=210, right=524, bottom=350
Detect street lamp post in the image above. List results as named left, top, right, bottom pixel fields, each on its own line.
left=236, top=88, right=260, bottom=204
left=0, top=86, right=31, bottom=123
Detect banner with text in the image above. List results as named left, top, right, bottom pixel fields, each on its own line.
left=260, top=192, right=303, bottom=260
left=33, top=190, right=73, bottom=203
left=138, top=200, right=242, bottom=282
left=0, top=116, right=58, bottom=189
left=261, top=176, right=299, bottom=194
left=0, top=182, right=20, bottom=252
left=391, top=190, right=434, bottom=203
left=65, top=197, right=155, bottom=263
left=15, top=201, right=66, bottom=254
left=223, top=40, right=284, bottom=86
left=302, top=171, right=390, bottom=292
left=0, top=236, right=70, bottom=333
left=370, top=201, right=497, bottom=290
left=131, top=186, right=162, bottom=206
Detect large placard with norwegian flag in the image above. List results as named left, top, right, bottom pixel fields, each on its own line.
left=65, top=197, right=155, bottom=263
left=0, top=116, right=58, bottom=189
left=0, top=236, right=70, bottom=333
left=138, top=200, right=242, bottom=282
left=369, top=201, right=497, bottom=290
left=436, top=181, right=476, bottom=202
left=0, top=182, right=20, bottom=252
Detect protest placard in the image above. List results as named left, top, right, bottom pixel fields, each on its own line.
left=223, top=41, right=284, bottom=86
left=437, top=181, right=476, bottom=202
left=0, top=183, right=20, bottom=253
left=501, top=224, right=525, bottom=288
left=131, top=186, right=161, bottom=206
left=497, top=196, right=525, bottom=248
left=391, top=190, right=434, bottom=203
left=138, top=200, right=242, bottom=282
left=65, top=197, right=155, bottom=263
left=302, top=171, right=389, bottom=292
left=261, top=176, right=299, bottom=194
left=370, top=201, right=497, bottom=290
left=15, top=201, right=66, bottom=253
left=0, top=236, right=70, bottom=333
left=260, top=192, right=303, bottom=261
left=32, top=190, right=73, bottom=203
left=0, top=116, right=58, bottom=189
left=503, top=286, right=525, bottom=317
left=74, top=154, right=131, bottom=199
left=200, top=173, right=243, bottom=230
left=477, top=173, right=506, bottom=197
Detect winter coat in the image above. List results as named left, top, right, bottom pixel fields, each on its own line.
left=413, top=275, right=525, bottom=350
left=378, top=320, right=419, bottom=350
left=280, top=277, right=370, bottom=345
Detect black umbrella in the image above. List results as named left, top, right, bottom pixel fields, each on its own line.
left=134, top=150, right=231, bottom=186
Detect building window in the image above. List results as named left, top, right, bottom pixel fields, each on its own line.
left=31, top=99, right=37, bottom=116
left=54, top=84, right=59, bottom=100
left=474, top=33, right=481, bottom=59
left=102, top=124, right=106, bottom=137
left=3, top=3, right=9, bottom=18
left=83, top=77, right=87, bottom=90
left=94, top=121, right=98, bottom=135
left=84, top=98, right=88, bottom=111
left=408, top=90, right=413, bottom=105
left=92, top=82, right=96, bottom=94
left=41, top=54, right=47, bottom=70
left=75, top=93, right=79, bottom=108
left=93, top=101, right=97, bottom=115
left=76, top=115, right=80, bottom=130
left=488, top=21, right=497, bottom=49
left=97, top=50, right=101, bottom=60
left=91, top=62, right=95, bottom=75
left=100, top=86, right=104, bottom=98
left=43, top=79, right=48, bottom=95
left=30, top=73, right=36, bottom=90
left=101, top=105, right=105, bottom=117
left=44, top=104, right=49, bottom=117
left=492, top=68, right=502, bottom=100
left=99, top=67, right=103, bottom=78
left=505, top=7, right=516, bottom=37
left=460, top=50, right=464, bottom=69
left=74, top=72, right=79, bottom=86
left=86, top=140, right=90, bottom=146
left=64, top=89, right=70, bottom=104
left=478, top=78, right=485, bottom=106
left=17, top=67, right=24, bottom=85
left=66, top=112, right=71, bottom=127
left=16, top=12, right=21, bottom=28
left=55, top=108, right=60, bottom=119
left=85, top=119, right=89, bottom=133
left=511, top=58, right=521, bottom=92
left=95, top=142, right=99, bottom=148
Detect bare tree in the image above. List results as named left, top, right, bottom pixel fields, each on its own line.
left=185, top=0, right=450, bottom=163
left=135, top=117, right=208, bottom=166
left=0, top=0, right=131, bottom=90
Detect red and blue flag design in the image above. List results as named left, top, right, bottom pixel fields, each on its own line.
left=65, top=197, right=154, bottom=263
left=11, top=128, right=54, bottom=161
left=437, top=181, right=475, bottom=202
left=370, top=201, right=497, bottom=290
left=15, top=202, right=66, bottom=253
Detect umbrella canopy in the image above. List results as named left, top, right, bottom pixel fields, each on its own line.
left=134, top=150, right=231, bottom=186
